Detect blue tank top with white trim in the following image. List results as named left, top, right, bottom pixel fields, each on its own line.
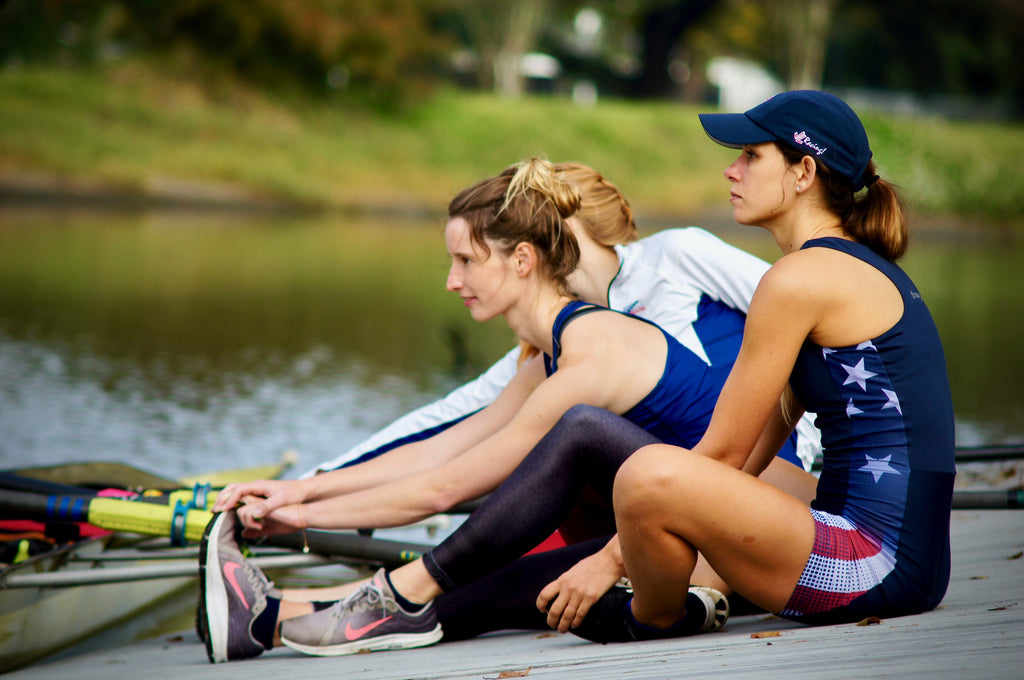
left=545, top=300, right=800, bottom=462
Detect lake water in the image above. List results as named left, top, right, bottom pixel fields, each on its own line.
left=1, top=209, right=1021, bottom=481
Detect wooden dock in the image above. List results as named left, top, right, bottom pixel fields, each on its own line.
left=5, top=509, right=1022, bottom=679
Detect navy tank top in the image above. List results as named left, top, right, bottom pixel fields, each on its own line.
left=545, top=300, right=800, bottom=460
left=789, top=238, right=956, bottom=612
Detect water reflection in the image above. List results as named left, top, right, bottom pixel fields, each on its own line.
left=0, top=211, right=1020, bottom=478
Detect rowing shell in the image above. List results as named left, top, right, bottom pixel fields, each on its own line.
left=0, top=457, right=294, bottom=673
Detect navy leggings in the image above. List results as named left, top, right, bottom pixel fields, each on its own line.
left=424, top=405, right=660, bottom=640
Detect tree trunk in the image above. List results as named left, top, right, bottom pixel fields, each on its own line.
left=772, top=0, right=838, bottom=90
left=462, top=0, right=546, bottom=97
left=632, top=0, right=718, bottom=99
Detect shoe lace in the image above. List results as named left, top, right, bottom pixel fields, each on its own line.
left=252, top=564, right=275, bottom=593
left=241, top=561, right=270, bottom=610
left=332, top=579, right=387, bottom=619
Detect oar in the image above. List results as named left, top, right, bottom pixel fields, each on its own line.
left=0, top=489, right=434, bottom=561
left=0, top=490, right=214, bottom=545
left=0, top=469, right=224, bottom=512
left=951, top=489, right=1024, bottom=510
left=261, top=530, right=432, bottom=565
left=952, top=443, right=1024, bottom=463
left=2, top=453, right=299, bottom=508
left=1, top=551, right=330, bottom=589
left=0, top=471, right=97, bottom=498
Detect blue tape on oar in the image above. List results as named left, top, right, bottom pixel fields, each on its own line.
left=44, top=495, right=87, bottom=522
left=170, top=499, right=188, bottom=546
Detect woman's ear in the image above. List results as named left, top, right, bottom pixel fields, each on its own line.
left=513, top=242, right=536, bottom=276
left=795, top=155, right=818, bottom=191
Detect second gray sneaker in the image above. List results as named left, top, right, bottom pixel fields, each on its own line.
left=280, top=568, right=442, bottom=656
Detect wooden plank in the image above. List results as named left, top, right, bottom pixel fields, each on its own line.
left=5, top=510, right=1022, bottom=680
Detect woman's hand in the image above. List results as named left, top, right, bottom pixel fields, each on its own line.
left=536, top=539, right=625, bottom=633
left=212, top=479, right=307, bottom=531
left=235, top=497, right=304, bottom=539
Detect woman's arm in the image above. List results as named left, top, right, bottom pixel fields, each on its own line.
left=741, top=393, right=805, bottom=477
left=693, top=257, right=822, bottom=469
left=288, top=358, right=630, bottom=530
left=217, top=356, right=545, bottom=522
left=251, top=316, right=660, bottom=532
left=537, top=535, right=626, bottom=633
left=302, top=345, right=523, bottom=476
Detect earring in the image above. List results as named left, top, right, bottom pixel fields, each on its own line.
left=796, top=185, right=802, bottom=193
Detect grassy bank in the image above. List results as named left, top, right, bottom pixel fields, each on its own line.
left=2, top=64, right=1023, bottom=231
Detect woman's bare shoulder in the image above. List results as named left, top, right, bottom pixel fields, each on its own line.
left=756, top=247, right=849, bottom=300
left=559, top=306, right=662, bottom=361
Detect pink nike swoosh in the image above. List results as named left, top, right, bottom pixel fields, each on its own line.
left=224, top=562, right=250, bottom=611
left=345, top=616, right=393, bottom=641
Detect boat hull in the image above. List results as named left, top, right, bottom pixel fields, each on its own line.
left=0, top=535, right=194, bottom=672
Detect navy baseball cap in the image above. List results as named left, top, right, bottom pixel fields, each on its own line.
left=699, top=90, right=874, bottom=191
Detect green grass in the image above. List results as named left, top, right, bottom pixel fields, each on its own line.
left=2, top=63, right=1023, bottom=230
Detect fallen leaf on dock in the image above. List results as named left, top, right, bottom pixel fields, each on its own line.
left=487, top=668, right=532, bottom=679
left=750, top=631, right=781, bottom=639
left=856, top=616, right=883, bottom=626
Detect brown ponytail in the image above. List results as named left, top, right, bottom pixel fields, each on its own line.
left=846, top=163, right=909, bottom=261
left=554, top=162, right=638, bottom=246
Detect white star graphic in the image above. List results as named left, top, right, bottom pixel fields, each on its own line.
left=846, top=398, right=864, bottom=418
left=841, top=358, right=877, bottom=391
left=857, top=341, right=877, bottom=352
left=822, top=347, right=836, bottom=361
left=860, top=454, right=901, bottom=483
left=881, top=389, right=902, bottom=415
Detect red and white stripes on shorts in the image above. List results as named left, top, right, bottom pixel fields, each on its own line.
left=780, top=509, right=896, bottom=618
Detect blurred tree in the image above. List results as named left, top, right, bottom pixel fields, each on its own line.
left=455, top=0, right=549, bottom=96
left=625, top=0, right=719, bottom=99
left=827, top=0, right=1024, bottom=118
left=0, top=0, right=453, bottom=108
left=0, top=0, right=122, bottom=66
left=124, top=0, right=452, bottom=107
left=2, top=0, right=1020, bottom=117
left=769, top=0, right=838, bottom=89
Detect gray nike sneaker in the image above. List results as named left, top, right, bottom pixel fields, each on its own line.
left=201, top=511, right=281, bottom=663
left=279, top=568, right=442, bottom=656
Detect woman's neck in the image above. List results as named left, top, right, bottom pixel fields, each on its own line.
left=503, top=286, right=574, bottom=355
left=768, top=207, right=847, bottom=255
left=568, top=240, right=621, bottom=306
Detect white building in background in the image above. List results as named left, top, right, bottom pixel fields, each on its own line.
left=706, top=56, right=783, bottom=111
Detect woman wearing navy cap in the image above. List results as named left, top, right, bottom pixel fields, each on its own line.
left=572, top=90, right=956, bottom=641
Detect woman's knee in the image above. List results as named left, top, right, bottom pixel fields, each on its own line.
left=560, top=404, right=618, bottom=432
left=614, top=444, right=688, bottom=512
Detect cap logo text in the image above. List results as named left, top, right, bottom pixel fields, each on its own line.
left=793, top=131, right=827, bottom=156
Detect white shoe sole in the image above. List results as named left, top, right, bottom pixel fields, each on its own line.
left=688, top=586, right=729, bottom=632
left=280, top=626, right=443, bottom=657
left=202, top=513, right=231, bottom=663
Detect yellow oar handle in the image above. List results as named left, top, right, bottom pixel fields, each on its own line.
left=88, top=498, right=213, bottom=543
left=1, top=490, right=215, bottom=544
